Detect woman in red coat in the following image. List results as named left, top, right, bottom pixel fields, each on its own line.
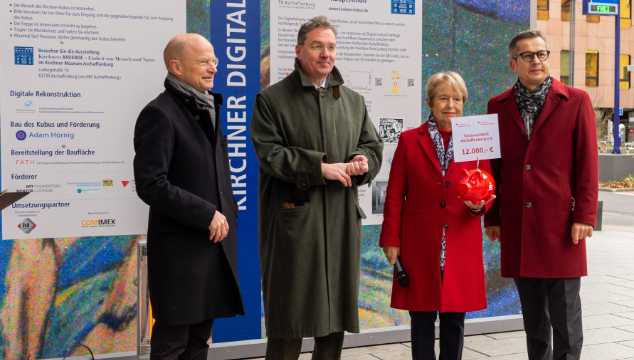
left=379, top=72, right=494, bottom=360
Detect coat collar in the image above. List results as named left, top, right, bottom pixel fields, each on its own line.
left=497, top=77, right=568, bottom=136
left=293, top=58, right=344, bottom=88
left=164, top=78, right=224, bottom=106
left=417, top=122, right=457, bottom=177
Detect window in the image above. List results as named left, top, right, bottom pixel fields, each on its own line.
left=622, top=0, right=631, bottom=28
left=586, top=51, right=599, bottom=87
left=561, top=50, right=570, bottom=85
left=538, top=0, right=549, bottom=20
left=621, top=54, right=631, bottom=89
left=562, top=0, right=570, bottom=21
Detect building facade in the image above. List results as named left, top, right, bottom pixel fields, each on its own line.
left=537, top=0, right=633, bottom=144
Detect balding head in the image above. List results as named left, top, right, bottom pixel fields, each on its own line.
left=164, top=33, right=210, bottom=72
left=164, top=33, right=217, bottom=92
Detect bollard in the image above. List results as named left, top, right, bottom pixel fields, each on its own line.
left=595, top=201, right=603, bottom=231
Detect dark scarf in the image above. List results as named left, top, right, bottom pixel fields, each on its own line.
left=426, top=112, right=453, bottom=270
left=514, top=75, right=552, bottom=140
left=166, top=72, right=216, bottom=129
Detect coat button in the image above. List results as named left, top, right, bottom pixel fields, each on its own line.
left=444, top=224, right=449, bottom=230
left=445, top=181, right=450, bottom=187
left=526, top=202, right=532, bottom=208
left=220, top=190, right=223, bottom=195
left=321, top=93, right=325, bottom=98
left=440, top=202, right=446, bottom=208
left=302, top=182, right=307, bottom=187
left=194, top=115, right=200, bottom=120
left=525, top=165, right=531, bottom=171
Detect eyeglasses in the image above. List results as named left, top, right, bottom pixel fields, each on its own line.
left=177, top=57, right=219, bottom=68
left=513, top=50, right=550, bottom=62
left=301, top=43, right=337, bottom=53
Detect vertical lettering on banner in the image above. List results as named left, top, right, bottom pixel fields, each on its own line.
left=208, top=0, right=261, bottom=342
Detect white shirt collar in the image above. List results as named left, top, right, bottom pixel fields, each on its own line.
left=314, top=77, right=328, bottom=89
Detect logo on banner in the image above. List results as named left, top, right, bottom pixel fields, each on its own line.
left=102, top=179, right=113, bottom=186
left=77, top=188, right=101, bottom=194
left=23, top=101, right=34, bottom=109
left=18, top=218, right=37, bottom=234
left=15, top=46, right=34, bottom=65
left=392, top=0, right=415, bottom=14
left=81, top=219, right=116, bottom=227
left=16, top=130, right=27, bottom=141
left=121, top=181, right=129, bottom=187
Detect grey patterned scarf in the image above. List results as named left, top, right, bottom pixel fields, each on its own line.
left=427, top=113, right=453, bottom=271
left=166, top=72, right=216, bottom=129
left=514, top=75, right=552, bottom=140
left=427, top=113, right=454, bottom=175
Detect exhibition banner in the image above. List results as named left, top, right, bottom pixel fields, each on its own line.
left=270, top=0, right=423, bottom=225
left=0, top=0, right=185, bottom=239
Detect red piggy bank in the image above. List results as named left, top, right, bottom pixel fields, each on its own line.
left=457, top=169, right=496, bottom=204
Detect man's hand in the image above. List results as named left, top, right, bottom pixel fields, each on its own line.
left=322, top=162, right=352, bottom=187
left=382, top=246, right=401, bottom=266
left=571, top=223, right=593, bottom=244
left=464, top=195, right=496, bottom=212
left=209, top=210, right=229, bottom=243
left=485, top=226, right=501, bottom=242
left=347, top=155, right=369, bottom=176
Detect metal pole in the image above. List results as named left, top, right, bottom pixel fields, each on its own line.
left=614, top=13, right=622, bottom=153
left=570, top=0, right=575, bottom=87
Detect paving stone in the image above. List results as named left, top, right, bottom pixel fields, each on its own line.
left=581, top=302, right=633, bottom=316
left=487, top=354, right=529, bottom=360
left=371, top=349, right=412, bottom=359
left=614, top=299, right=634, bottom=309
left=341, top=343, right=409, bottom=355
left=610, top=289, right=634, bottom=298
left=462, top=347, right=490, bottom=359
left=341, top=354, right=381, bottom=360
left=583, top=314, right=634, bottom=330
left=581, top=343, right=634, bottom=360
left=485, top=330, right=525, bottom=340
left=584, top=327, right=634, bottom=345
left=581, top=291, right=633, bottom=304
left=618, top=325, right=634, bottom=333
left=621, top=340, right=634, bottom=348
left=464, top=337, right=526, bottom=357
left=464, top=334, right=497, bottom=343
left=618, top=312, right=634, bottom=320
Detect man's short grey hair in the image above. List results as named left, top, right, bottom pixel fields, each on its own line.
left=508, top=30, right=549, bottom=58
left=297, top=15, right=337, bottom=45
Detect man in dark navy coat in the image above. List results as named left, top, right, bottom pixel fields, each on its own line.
left=134, top=33, right=244, bottom=360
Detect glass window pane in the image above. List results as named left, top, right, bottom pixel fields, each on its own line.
left=587, top=15, right=600, bottom=23
left=622, top=0, right=631, bottom=27
left=621, top=54, right=631, bottom=89
left=586, top=51, right=599, bottom=87
left=562, top=0, right=570, bottom=21
left=561, top=50, right=570, bottom=85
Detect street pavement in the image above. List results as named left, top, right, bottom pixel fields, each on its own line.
left=247, top=192, right=634, bottom=360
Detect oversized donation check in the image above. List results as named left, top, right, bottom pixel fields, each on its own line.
left=451, top=114, right=501, bottom=163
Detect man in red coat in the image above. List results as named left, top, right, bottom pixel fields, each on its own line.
left=484, top=30, right=598, bottom=360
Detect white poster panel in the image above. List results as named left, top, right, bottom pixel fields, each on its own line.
left=451, top=114, right=501, bottom=163
left=270, top=0, right=423, bottom=225
left=1, top=0, right=185, bottom=239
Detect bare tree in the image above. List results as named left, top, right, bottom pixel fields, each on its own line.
left=586, top=88, right=611, bottom=141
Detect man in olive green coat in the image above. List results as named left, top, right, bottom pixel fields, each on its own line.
left=251, top=15, right=383, bottom=359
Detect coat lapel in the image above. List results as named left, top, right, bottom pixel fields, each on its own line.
left=417, top=123, right=443, bottom=176
left=531, top=78, right=567, bottom=136
left=503, top=90, right=526, bottom=135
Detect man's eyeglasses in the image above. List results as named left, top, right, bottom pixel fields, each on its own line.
left=301, top=43, right=337, bottom=53
left=178, top=57, right=219, bottom=68
left=513, top=50, right=550, bottom=62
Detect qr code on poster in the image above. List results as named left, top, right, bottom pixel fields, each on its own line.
left=375, top=78, right=382, bottom=86
left=407, top=79, right=415, bottom=87
left=379, top=118, right=404, bottom=143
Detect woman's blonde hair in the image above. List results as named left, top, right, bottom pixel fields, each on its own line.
left=425, top=71, right=468, bottom=107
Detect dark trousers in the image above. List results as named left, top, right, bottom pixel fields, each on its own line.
left=150, top=319, right=214, bottom=360
left=410, top=311, right=466, bottom=360
left=265, top=331, right=345, bottom=360
left=514, top=277, right=583, bottom=360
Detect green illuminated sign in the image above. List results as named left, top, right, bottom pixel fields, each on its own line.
left=596, top=5, right=611, bottom=12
